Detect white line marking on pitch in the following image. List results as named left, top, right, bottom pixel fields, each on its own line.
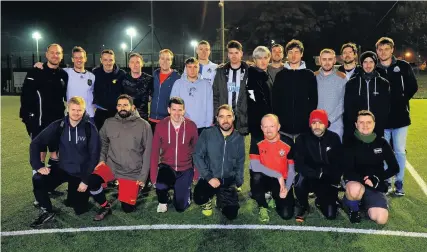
left=1, top=224, right=427, bottom=238
left=406, top=161, right=427, bottom=197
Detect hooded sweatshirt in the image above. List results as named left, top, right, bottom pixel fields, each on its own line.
left=272, top=61, right=318, bottom=135
left=64, top=68, right=96, bottom=117
left=92, top=64, right=126, bottom=112
left=150, top=116, right=199, bottom=183
left=99, top=110, right=153, bottom=182
left=30, top=114, right=100, bottom=184
left=182, top=61, right=218, bottom=86
left=170, top=76, right=213, bottom=128
left=315, top=68, right=347, bottom=139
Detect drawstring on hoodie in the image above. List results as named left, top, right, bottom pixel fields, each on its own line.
left=374, top=78, right=377, bottom=95
left=75, top=125, right=78, bottom=144
left=358, top=77, right=362, bottom=96
left=68, top=124, right=79, bottom=144
left=168, top=117, right=186, bottom=144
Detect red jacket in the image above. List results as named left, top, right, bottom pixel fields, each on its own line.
left=150, top=117, right=198, bottom=182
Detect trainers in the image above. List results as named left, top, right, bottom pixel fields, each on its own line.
left=30, top=210, right=55, bottom=228
left=259, top=207, right=270, bottom=222
left=49, top=190, right=64, bottom=198
left=33, top=200, right=40, bottom=208
left=385, top=182, right=393, bottom=196
left=267, top=198, right=276, bottom=209
left=394, top=181, right=405, bottom=196
left=295, top=206, right=308, bottom=223
left=93, top=205, right=112, bottom=221
left=348, top=210, right=361, bottom=223
left=201, top=199, right=213, bottom=216
left=308, top=192, right=316, bottom=198
left=157, top=203, right=168, bottom=213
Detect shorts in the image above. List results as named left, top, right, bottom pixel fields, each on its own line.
left=362, top=187, right=388, bottom=210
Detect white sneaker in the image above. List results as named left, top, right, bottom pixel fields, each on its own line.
left=157, top=203, right=168, bottom=213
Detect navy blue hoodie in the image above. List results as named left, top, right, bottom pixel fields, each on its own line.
left=149, top=69, right=181, bottom=121
left=30, top=114, right=101, bottom=184
left=92, top=64, right=126, bottom=112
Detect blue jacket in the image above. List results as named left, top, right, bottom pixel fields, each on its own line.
left=30, top=114, right=101, bottom=184
left=149, top=69, right=181, bottom=121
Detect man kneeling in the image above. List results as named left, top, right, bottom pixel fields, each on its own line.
left=88, top=94, right=153, bottom=220
left=343, top=110, right=399, bottom=224
left=294, top=109, right=342, bottom=222
left=249, top=114, right=296, bottom=222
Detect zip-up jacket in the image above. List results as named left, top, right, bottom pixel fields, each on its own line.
left=272, top=61, right=318, bottom=135
left=30, top=114, right=100, bottom=184
left=92, top=64, right=126, bottom=112
left=343, top=71, right=390, bottom=142
left=193, top=126, right=245, bottom=187
left=99, top=110, right=153, bottom=183
left=338, top=65, right=362, bottom=80
left=149, top=69, right=181, bottom=121
left=294, top=129, right=343, bottom=184
left=343, top=134, right=399, bottom=192
left=213, top=61, right=249, bottom=135
left=20, top=62, right=68, bottom=127
left=122, top=72, right=154, bottom=120
left=376, top=56, right=418, bottom=129
left=150, top=117, right=198, bottom=183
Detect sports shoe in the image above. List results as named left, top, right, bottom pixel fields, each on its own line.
left=394, top=181, right=405, bottom=196
left=267, top=198, right=276, bottom=209
left=30, top=210, right=55, bottom=228
left=308, top=192, right=316, bottom=198
left=201, top=199, right=213, bottom=216
left=259, top=207, right=270, bottom=222
left=93, top=205, right=112, bottom=221
left=157, top=203, right=168, bottom=213
left=49, top=190, right=64, bottom=198
left=348, top=210, right=361, bottom=223
left=33, top=200, right=40, bottom=208
left=295, top=206, right=308, bottom=223
left=385, top=182, right=393, bottom=196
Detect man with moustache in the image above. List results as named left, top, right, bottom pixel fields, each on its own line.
left=87, top=94, right=152, bottom=220
left=338, top=42, right=362, bottom=80
left=267, top=44, right=285, bottom=82
left=183, top=40, right=218, bottom=86
left=315, top=49, right=347, bottom=141
left=193, top=105, right=245, bottom=220
left=92, top=49, right=126, bottom=130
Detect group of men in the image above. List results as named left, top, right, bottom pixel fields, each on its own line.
left=20, top=36, right=417, bottom=228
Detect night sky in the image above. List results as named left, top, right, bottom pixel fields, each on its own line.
left=1, top=1, right=225, bottom=56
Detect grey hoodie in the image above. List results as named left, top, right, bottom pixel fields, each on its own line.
left=284, top=61, right=307, bottom=70
left=99, top=110, right=153, bottom=182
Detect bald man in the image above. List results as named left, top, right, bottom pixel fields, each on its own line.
left=249, top=114, right=296, bottom=222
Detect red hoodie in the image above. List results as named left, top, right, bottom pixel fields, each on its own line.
left=150, top=116, right=198, bottom=183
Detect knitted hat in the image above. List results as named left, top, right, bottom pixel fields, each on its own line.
left=359, top=51, right=378, bottom=65
left=309, top=109, right=328, bottom=126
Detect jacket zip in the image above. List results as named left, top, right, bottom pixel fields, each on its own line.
left=366, top=80, right=370, bottom=111
left=318, top=140, right=323, bottom=177
left=36, top=91, right=42, bottom=126
left=175, top=127, right=179, bottom=171
left=400, top=75, right=405, bottom=96
left=221, top=138, right=227, bottom=182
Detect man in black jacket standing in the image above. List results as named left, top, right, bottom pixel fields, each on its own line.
left=272, top=39, right=318, bottom=142
left=193, top=104, right=245, bottom=220
left=294, top=109, right=342, bottom=222
left=375, top=37, right=418, bottom=196
left=342, top=110, right=399, bottom=224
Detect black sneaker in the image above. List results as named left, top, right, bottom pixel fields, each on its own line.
left=49, top=190, right=65, bottom=198
left=295, top=206, right=309, bottom=223
left=30, top=211, right=55, bottom=228
left=93, top=205, right=112, bottom=221
left=348, top=210, right=361, bottom=223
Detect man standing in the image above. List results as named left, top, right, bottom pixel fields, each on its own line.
left=342, top=110, right=399, bottom=224
left=249, top=114, right=295, bottom=222
left=29, top=97, right=100, bottom=227
left=338, top=42, right=362, bottom=80
left=92, top=49, right=126, bottom=130
left=272, top=39, right=318, bottom=141
left=170, top=57, right=213, bottom=135
left=148, top=49, right=181, bottom=133
left=87, top=94, right=152, bottom=220
left=213, top=40, right=249, bottom=135
left=184, top=40, right=218, bottom=86
left=294, top=110, right=342, bottom=222
left=122, top=53, right=154, bottom=121
left=343, top=51, right=390, bottom=144
left=375, top=37, right=418, bottom=196
left=267, top=44, right=285, bottom=82
left=315, top=49, right=347, bottom=140
left=193, top=105, right=245, bottom=220
left=150, top=97, right=198, bottom=213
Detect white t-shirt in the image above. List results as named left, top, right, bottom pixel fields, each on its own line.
left=64, top=68, right=96, bottom=117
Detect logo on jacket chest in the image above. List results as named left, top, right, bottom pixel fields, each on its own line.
left=279, top=149, right=286, bottom=157
left=87, top=79, right=93, bottom=86
left=373, top=148, right=382, bottom=154
left=77, top=136, right=86, bottom=142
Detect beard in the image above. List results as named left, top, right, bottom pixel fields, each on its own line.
left=344, top=59, right=355, bottom=64
left=219, top=122, right=232, bottom=132
left=48, top=60, right=60, bottom=66
left=321, top=65, right=333, bottom=72
left=119, top=110, right=132, bottom=118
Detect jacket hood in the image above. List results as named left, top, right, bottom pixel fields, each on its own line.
left=318, top=67, right=339, bottom=78
left=376, top=55, right=398, bottom=69
left=93, top=63, right=121, bottom=75
left=154, top=68, right=179, bottom=78
left=114, top=109, right=142, bottom=121
left=284, top=61, right=306, bottom=70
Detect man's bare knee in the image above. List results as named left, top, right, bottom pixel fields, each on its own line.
left=368, top=208, right=388, bottom=225
left=346, top=181, right=364, bottom=200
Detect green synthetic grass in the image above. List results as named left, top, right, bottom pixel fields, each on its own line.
left=414, top=74, right=427, bottom=99
left=1, top=96, right=427, bottom=251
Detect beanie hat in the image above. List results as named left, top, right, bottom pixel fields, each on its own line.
left=309, top=109, right=329, bottom=126
left=359, top=51, right=378, bottom=65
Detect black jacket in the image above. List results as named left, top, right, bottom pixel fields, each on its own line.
left=193, top=126, right=245, bottom=187
left=213, top=61, right=249, bottom=135
left=122, top=72, right=154, bottom=120
left=246, top=66, right=273, bottom=139
left=343, top=134, right=399, bottom=192
left=338, top=65, right=362, bottom=80
left=272, top=67, right=318, bottom=135
left=343, top=71, right=390, bottom=143
left=20, top=62, right=68, bottom=127
left=376, top=57, right=418, bottom=129
left=92, top=64, right=126, bottom=112
left=295, top=130, right=342, bottom=184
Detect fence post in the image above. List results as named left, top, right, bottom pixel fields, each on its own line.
left=92, top=53, right=96, bottom=68
left=32, top=53, right=35, bottom=66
